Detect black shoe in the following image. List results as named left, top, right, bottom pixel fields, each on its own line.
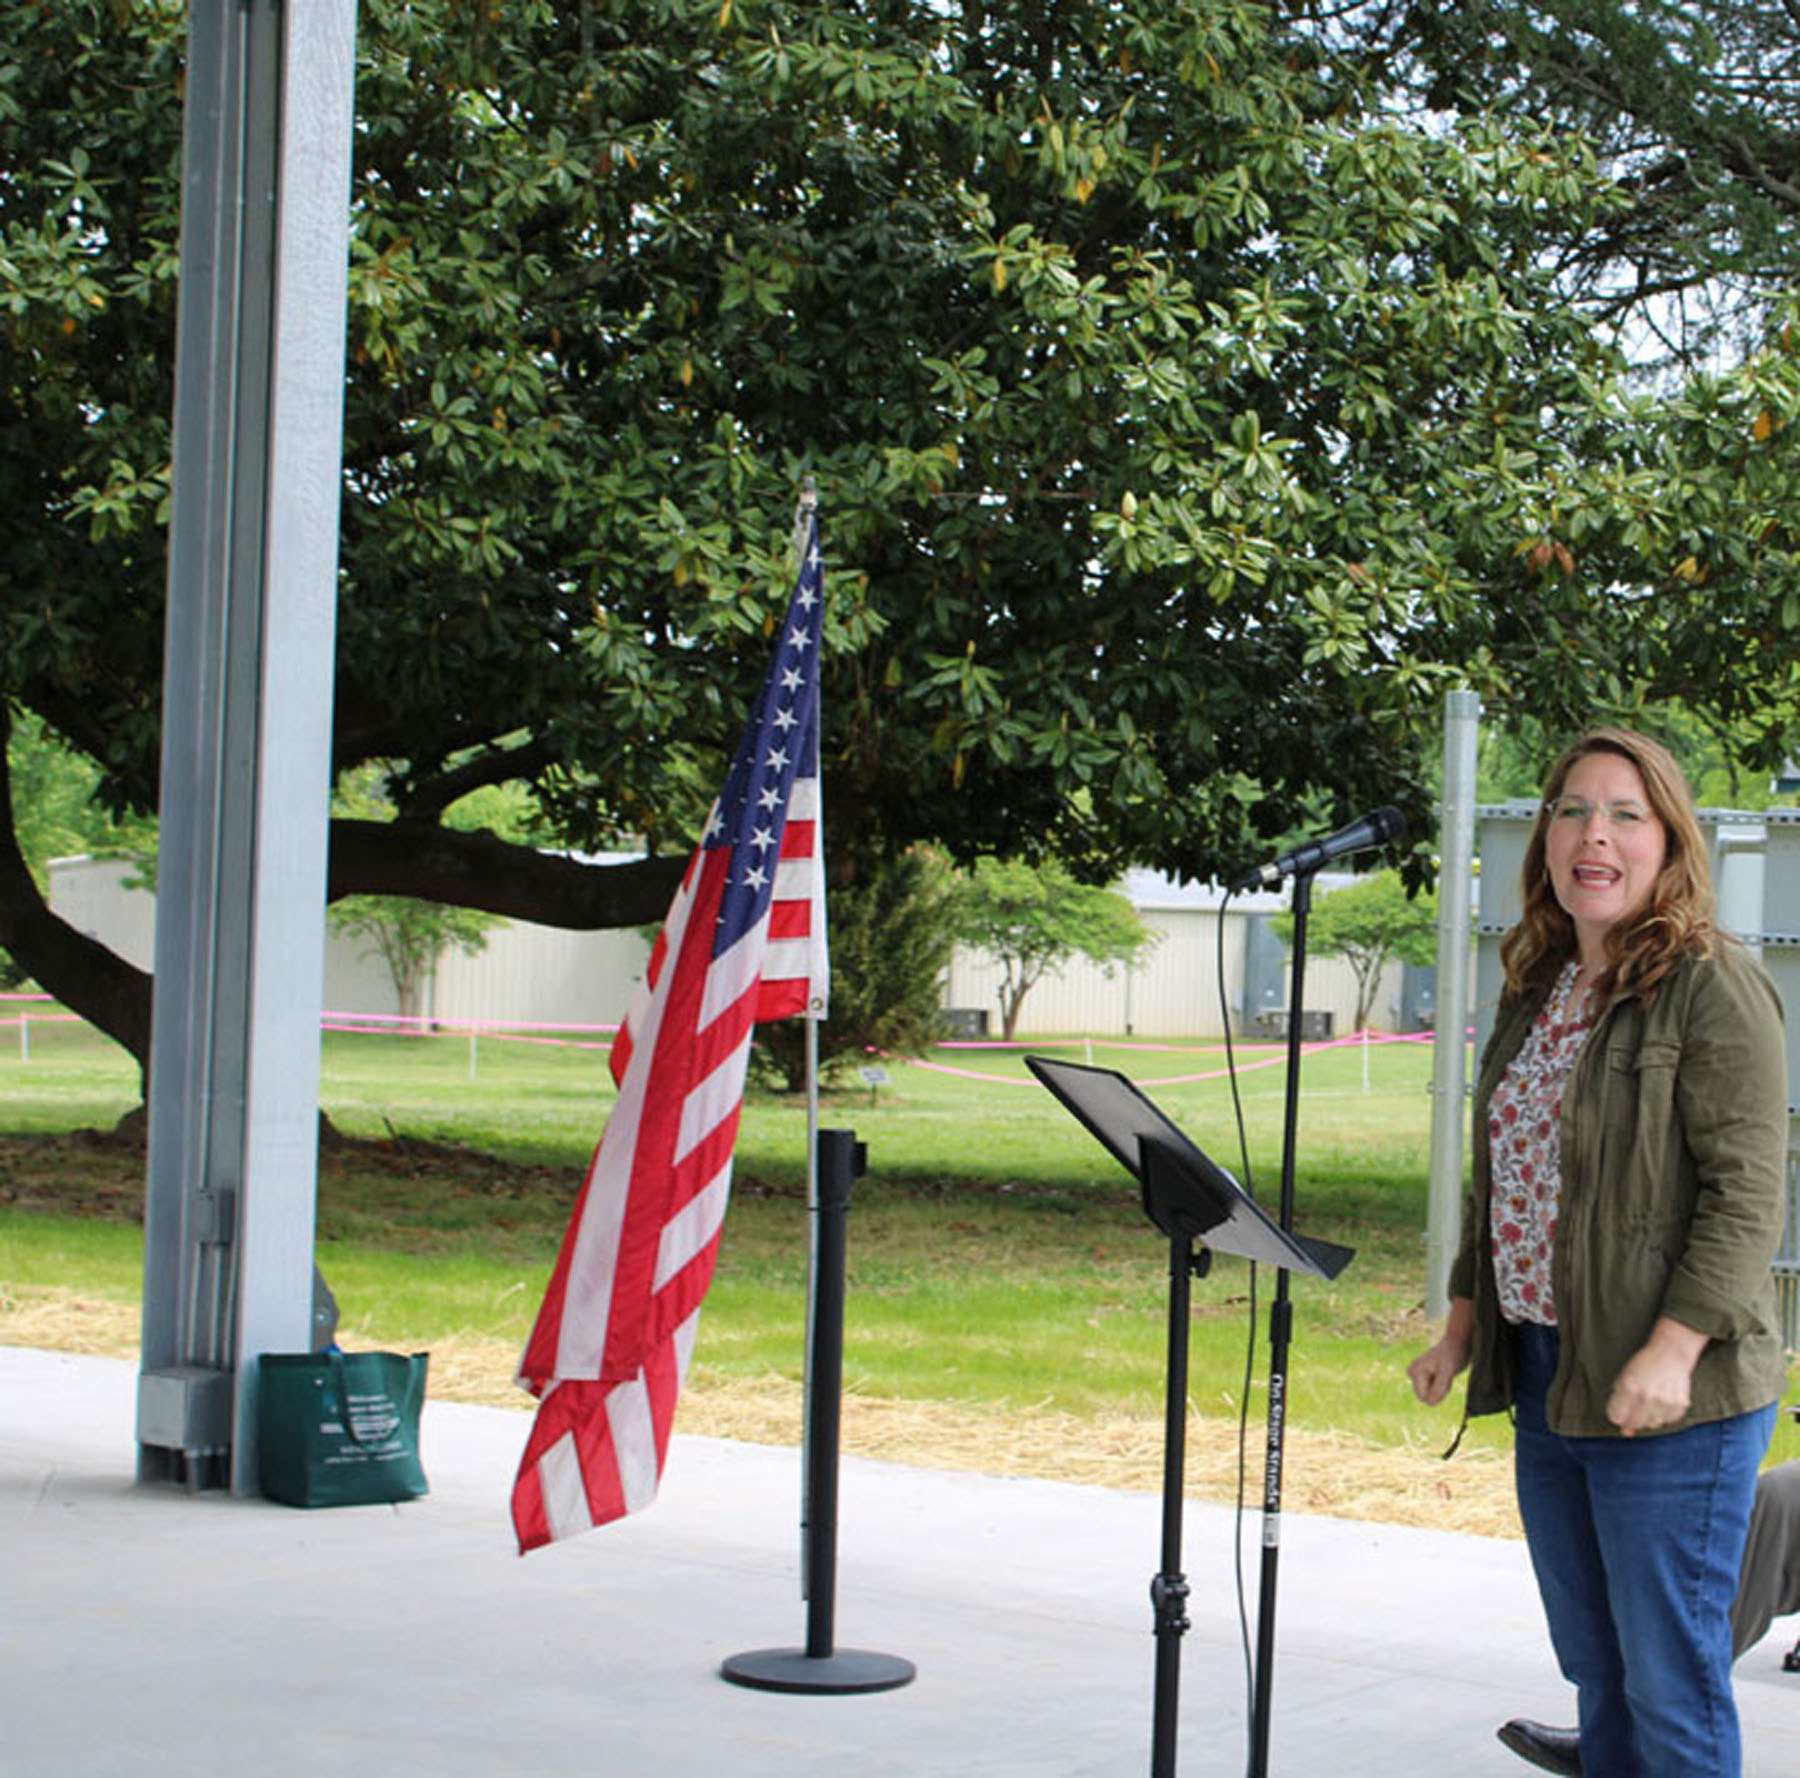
left=1496, top=1718, right=1582, bottom=1777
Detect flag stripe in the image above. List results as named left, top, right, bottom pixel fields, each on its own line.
left=676, top=1028, right=756, bottom=1165
left=558, top=856, right=724, bottom=1378
left=763, top=932, right=819, bottom=971
left=772, top=856, right=814, bottom=896
left=768, top=902, right=811, bottom=942
left=653, top=1162, right=733, bottom=1292
left=539, top=1426, right=595, bottom=1543
left=607, top=1374, right=661, bottom=1516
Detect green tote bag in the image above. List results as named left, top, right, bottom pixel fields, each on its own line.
left=258, top=1350, right=430, bottom=1508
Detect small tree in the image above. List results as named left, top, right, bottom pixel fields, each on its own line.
left=752, top=845, right=960, bottom=1092
left=953, top=857, right=1158, bottom=1041
left=328, top=896, right=501, bottom=1023
left=1271, top=870, right=1437, bottom=1033
left=322, top=762, right=523, bottom=1020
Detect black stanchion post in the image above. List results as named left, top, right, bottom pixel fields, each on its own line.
left=721, top=1127, right=915, bottom=1696
left=802, top=1126, right=853, bottom=1657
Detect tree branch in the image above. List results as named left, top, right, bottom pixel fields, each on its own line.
left=396, top=737, right=559, bottom=822
left=1721, top=130, right=1800, bottom=212
left=326, top=817, right=686, bottom=927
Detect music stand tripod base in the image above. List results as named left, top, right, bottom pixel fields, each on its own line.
left=1023, top=1055, right=1355, bottom=1778
left=721, top=1647, right=917, bottom=1694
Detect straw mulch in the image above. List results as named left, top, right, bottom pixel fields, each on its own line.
left=0, top=1285, right=1521, bottom=1540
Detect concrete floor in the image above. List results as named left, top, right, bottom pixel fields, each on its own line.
left=5, top=1345, right=1796, bottom=1776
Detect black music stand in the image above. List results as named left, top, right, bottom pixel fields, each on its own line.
left=1026, top=1057, right=1352, bottom=1778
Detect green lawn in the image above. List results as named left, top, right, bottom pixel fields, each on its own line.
left=3, top=1013, right=1795, bottom=1473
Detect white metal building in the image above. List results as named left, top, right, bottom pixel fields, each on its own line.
left=940, top=868, right=1413, bottom=1037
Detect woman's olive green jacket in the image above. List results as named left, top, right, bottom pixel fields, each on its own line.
left=1449, top=947, right=1791, bottom=1436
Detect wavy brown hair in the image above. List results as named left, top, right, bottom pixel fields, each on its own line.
left=1500, top=727, right=1718, bottom=1007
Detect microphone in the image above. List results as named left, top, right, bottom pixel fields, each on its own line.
left=1229, top=806, right=1407, bottom=894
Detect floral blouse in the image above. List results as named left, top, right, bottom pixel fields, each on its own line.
left=1488, top=960, right=1591, bottom=1326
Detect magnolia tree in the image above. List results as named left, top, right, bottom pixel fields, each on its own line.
left=9, top=2, right=1800, bottom=1082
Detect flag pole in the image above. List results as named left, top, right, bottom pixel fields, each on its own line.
left=721, top=485, right=913, bottom=1696
left=806, top=1011, right=821, bottom=1207
left=794, top=476, right=822, bottom=1219
left=795, top=476, right=823, bottom=1585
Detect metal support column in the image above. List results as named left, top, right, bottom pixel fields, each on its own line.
left=138, top=0, right=358, bottom=1494
left=1425, top=689, right=1480, bottom=1318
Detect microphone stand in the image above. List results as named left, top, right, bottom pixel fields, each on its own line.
left=1249, top=867, right=1315, bottom=1776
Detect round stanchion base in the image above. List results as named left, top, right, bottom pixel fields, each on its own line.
left=720, top=1646, right=917, bottom=1695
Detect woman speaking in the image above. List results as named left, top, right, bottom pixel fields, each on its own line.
left=1409, top=727, right=1790, bottom=1777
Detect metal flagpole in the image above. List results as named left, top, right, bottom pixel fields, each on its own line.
left=799, top=478, right=823, bottom=1210
left=721, top=484, right=913, bottom=1695
left=795, top=476, right=825, bottom=1603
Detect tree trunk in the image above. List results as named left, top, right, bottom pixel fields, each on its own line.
left=1000, top=977, right=1033, bottom=1041
left=0, top=706, right=152, bottom=1086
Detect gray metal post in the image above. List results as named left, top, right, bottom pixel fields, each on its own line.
left=138, top=0, right=358, bottom=1495
left=1239, top=914, right=1286, bottom=1035
left=1425, top=690, right=1480, bottom=1318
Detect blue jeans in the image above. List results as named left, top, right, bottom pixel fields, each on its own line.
left=1513, top=1323, right=1775, bottom=1778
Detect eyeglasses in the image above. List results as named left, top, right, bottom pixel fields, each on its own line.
left=1542, top=796, right=1653, bottom=829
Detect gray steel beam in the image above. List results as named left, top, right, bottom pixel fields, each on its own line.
left=139, top=0, right=358, bottom=1494
left=1424, top=689, right=1480, bottom=1318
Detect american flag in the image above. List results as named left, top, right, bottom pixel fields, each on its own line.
left=510, top=516, right=828, bottom=1552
